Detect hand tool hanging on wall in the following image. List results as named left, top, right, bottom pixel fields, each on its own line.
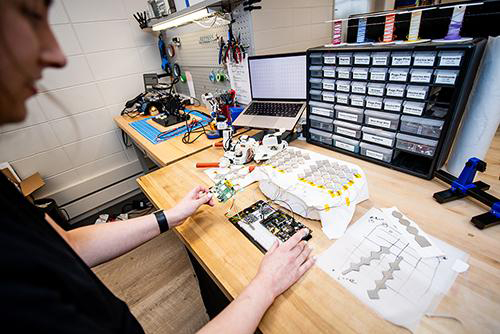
left=158, top=35, right=172, bottom=75
left=243, top=0, right=262, bottom=12
left=219, top=23, right=246, bottom=64
left=133, top=11, right=149, bottom=29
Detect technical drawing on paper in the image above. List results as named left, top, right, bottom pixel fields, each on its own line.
left=317, top=208, right=468, bottom=332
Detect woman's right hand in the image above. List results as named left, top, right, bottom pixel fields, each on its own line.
left=253, top=229, right=315, bottom=301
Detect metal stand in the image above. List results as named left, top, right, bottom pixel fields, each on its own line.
left=433, top=158, right=500, bottom=229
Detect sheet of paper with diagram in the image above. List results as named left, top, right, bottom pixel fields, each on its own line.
left=317, top=207, right=469, bottom=332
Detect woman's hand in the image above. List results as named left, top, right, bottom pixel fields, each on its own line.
left=252, top=228, right=315, bottom=301
left=165, top=185, right=215, bottom=227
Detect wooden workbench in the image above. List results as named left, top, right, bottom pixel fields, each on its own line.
left=136, top=138, right=499, bottom=333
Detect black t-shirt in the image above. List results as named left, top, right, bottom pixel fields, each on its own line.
left=0, top=174, right=144, bottom=333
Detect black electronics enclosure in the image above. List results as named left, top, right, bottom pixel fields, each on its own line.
left=305, top=39, right=485, bottom=179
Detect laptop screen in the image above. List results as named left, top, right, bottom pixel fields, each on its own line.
left=248, top=53, right=306, bottom=100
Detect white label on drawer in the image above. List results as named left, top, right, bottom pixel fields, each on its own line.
left=352, top=72, right=368, bottom=80
left=351, top=98, right=364, bottom=107
left=385, top=101, right=401, bottom=111
left=336, top=141, right=355, bottom=152
left=324, top=56, right=336, bottom=64
left=414, top=56, right=435, bottom=66
left=403, top=104, right=424, bottom=116
left=323, top=82, right=335, bottom=90
left=337, top=127, right=357, bottom=138
left=336, top=95, right=348, bottom=104
left=338, top=56, right=351, bottom=65
left=355, top=56, right=370, bottom=65
left=323, top=70, right=336, bottom=77
left=365, top=149, right=384, bottom=160
left=435, top=73, right=457, bottom=85
left=366, top=99, right=382, bottom=109
left=392, top=56, right=411, bottom=66
left=411, top=72, right=431, bottom=83
left=368, top=87, right=384, bottom=96
left=368, top=117, right=391, bottom=128
left=387, top=86, right=404, bottom=97
left=439, top=56, right=461, bottom=66
left=352, top=85, right=366, bottom=94
left=406, top=89, right=426, bottom=100
left=337, top=83, right=350, bottom=92
left=338, top=71, right=350, bottom=79
left=338, top=111, right=358, bottom=122
left=373, top=57, right=388, bottom=66
left=311, top=107, right=332, bottom=116
left=371, top=72, right=386, bottom=81
left=322, top=93, right=335, bottom=102
left=364, top=133, right=393, bottom=146
left=389, top=72, right=407, bottom=81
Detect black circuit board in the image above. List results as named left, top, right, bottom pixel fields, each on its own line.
left=229, top=200, right=312, bottom=252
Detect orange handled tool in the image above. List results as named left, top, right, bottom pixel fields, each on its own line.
left=196, top=162, right=220, bottom=168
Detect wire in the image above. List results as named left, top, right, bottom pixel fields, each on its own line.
left=121, top=130, right=132, bottom=148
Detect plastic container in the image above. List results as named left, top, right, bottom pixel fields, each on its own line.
left=396, top=133, right=438, bottom=157
left=406, top=85, right=429, bottom=100
left=409, top=68, right=433, bottom=83
left=389, top=68, right=409, bottom=82
left=323, top=66, right=336, bottom=78
left=391, top=51, right=412, bottom=66
left=309, top=101, right=334, bottom=117
left=309, top=89, right=322, bottom=101
left=351, top=81, right=367, bottom=94
left=402, top=101, right=426, bottom=116
left=361, top=126, right=396, bottom=147
left=383, top=98, right=403, bottom=112
left=354, top=52, right=371, bottom=65
left=230, top=107, right=244, bottom=122
left=322, top=91, right=336, bottom=103
left=413, top=51, right=436, bottom=67
left=337, top=67, right=352, bottom=79
left=337, top=52, right=353, bottom=65
left=335, top=105, right=364, bottom=123
left=333, top=135, right=360, bottom=153
left=309, top=128, right=332, bottom=145
left=364, top=109, right=400, bottom=130
left=323, top=52, right=336, bottom=64
left=310, top=53, right=323, bottom=65
left=336, top=80, right=351, bottom=93
left=335, top=92, right=349, bottom=104
left=438, top=50, right=464, bottom=67
left=309, top=78, right=323, bottom=89
left=386, top=84, right=405, bottom=98
left=434, top=69, right=459, bottom=85
left=350, top=94, right=365, bottom=107
left=371, top=51, right=390, bottom=66
left=370, top=67, right=388, bottom=81
left=334, top=120, right=362, bottom=139
left=367, top=82, right=385, bottom=96
left=322, top=79, right=336, bottom=91
left=309, top=65, right=323, bottom=77
left=309, top=114, right=334, bottom=132
left=360, top=142, right=393, bottom=162
left=400, top=115, right=444, bottom=138
left=352, top=67, right=369, bottom=80
left=365, top=96, right=383, bottom=110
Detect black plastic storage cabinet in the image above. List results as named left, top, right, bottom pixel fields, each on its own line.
left=305, top=39, right=486, bottom=179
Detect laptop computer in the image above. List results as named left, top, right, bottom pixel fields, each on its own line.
left=232, top=52, right=307, bottom=131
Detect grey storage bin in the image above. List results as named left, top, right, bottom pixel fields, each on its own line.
left=365, top=96, right=383, bottom=110
left=410, top=68, right=433, bottom=83
left=413, top=51, right=436, bottom=67
left=370, top=67, right=388, bottom=81
left=323, top=52, right=336, bottom=64
left=386, top=84, right=406, bottom=98
left=360, top=142, right=393, bottom=162
left=396, top=133, right=438, bottom=157
left=309, top=65, right=323, bottom=77
left=309, top=78, right=322, bottom=89
left=337, top=52, right=353, bottom=65
left=335, top=105, right=364, bottom=123
left=438, top=50, right=464, bottom=67
left=371, top=51, right=390, bottom=66
left=352, top=67, right=369, bottom=80
left=361, top=126, right=396, bottom=147
left=434, top=69, right=459, bottom=85
left=322, top=79, right=336, bottom=91
left=400, top=115, right=444, bottom=138
left=333, top=135, right=360, bottom=153
left=354, top=52, right=371, bottom=65
left=367, top=82, right=385, bottom=96
left=350, top=94, right=365, bottom=107
left=309, top=128, right=333, bottom=145
left=383, top=98, right=403, bottom=112
left=309, top=115, right=334, bottom=132
left=309, top=89, right=322, bottom=101
left=337, top=67, right=352, bottom=79
left=310, top=53, right=323, bottom=65
left=391, top=51, right=412, bottom=66
left=351, top=81, right=367, bottom=94
left=402, top=101, right=426, bottom=116
left=322, top=91, right=336, bottom=103
left=336, top=80, right=351, bottom=92
left=406, top=85, right=429, bottom=100
left=389, top=68, right=409, bottom=82
left=364, top=109, right=400, bottom=130
left=323, top=66, right=336, bottom=78
left=334, top=120, right=362, bottom=139
left=335, top=92, right=349, bottom=104
left=309, top=101, right=334, bottom=117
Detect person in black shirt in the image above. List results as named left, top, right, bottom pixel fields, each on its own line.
left=0, top=1, right=315, bottom=333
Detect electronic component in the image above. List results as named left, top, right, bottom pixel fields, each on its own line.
left=210, top=179, right=236, bottom=203
left=228, top=200, right=312, bottom=253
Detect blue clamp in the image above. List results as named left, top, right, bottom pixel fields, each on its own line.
left=492, top=202, right=500, bottom=218
left=450, top=157, right=486, bottom=194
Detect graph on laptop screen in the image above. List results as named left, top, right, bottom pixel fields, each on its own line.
left=248, top=54, right=307, bottom=100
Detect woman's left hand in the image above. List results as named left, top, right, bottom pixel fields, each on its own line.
left=165, top=185, right=215, bottom=227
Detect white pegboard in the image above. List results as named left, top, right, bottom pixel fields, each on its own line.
left=231, top=2, right=255, bottom=56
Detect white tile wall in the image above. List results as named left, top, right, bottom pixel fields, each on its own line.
left=87, top=48, right=142, bottom=80
left=73, top=20, right=136, bottom=53
left=63, top=130, right=123, bottom=167
left=48, top=0, right=69, bottom=25
left=98, top=73, right=143, bottom=105
left=0, top=98, right=46, bottom=134
left=51, top=24, right=82, bottom=56
left=62, top=0, right=128, bottom=23
left=38, top=55, right=94, bottom=91
left=11, top=148, right=73, bottom=179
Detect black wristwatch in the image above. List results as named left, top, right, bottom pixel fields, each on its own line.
left=154, top=210, right=169, bottom=233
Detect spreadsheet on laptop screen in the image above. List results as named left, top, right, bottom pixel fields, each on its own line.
left=249, top=55, right=307, bottom=100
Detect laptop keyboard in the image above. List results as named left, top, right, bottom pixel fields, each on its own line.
left=245, top=102, right=303, bottom=118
